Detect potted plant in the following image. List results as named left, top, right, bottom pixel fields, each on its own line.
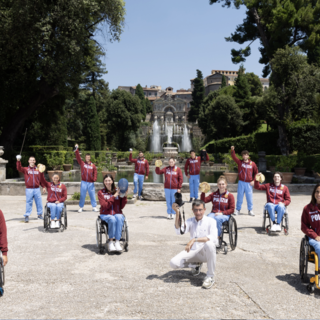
left=267, top=156, right=277, bottom=173
left=275, top=156, right=297, bottom=184
left=222, top=153, right=238, bottom=183
left=45, top=152, right=65, bottom=180
left=294, top=152, right=306, bottom=176
left=63, top=152, right=73, bottom=172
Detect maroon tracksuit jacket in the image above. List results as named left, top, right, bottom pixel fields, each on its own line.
left=129, top=154, right=149, bottom=176
left=301, top=203, right=320, bottom=239
left=254, top=181, right=291, bottom=206
left=231, top=150, right=258, bottom=182
left=40, top=173, right=67, bottom=203
left=75, top=149, right=97, bottom=183
left=201, top=190, right=235, bottom=215
left=155, top=166, right=183, bottom=190
left=98, top=188, right=127, bottom=216
left=0, top=210, right=8, bottom=256
left=184, top=154, right=209, bottom=176
left=17, top=161, right=45, bottom=189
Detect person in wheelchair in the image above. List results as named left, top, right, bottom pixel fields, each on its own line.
left=254, top=172, right=291, bottom=232
left=40, top=172, right=67, bottom=229
left=98, top=174, right=128, bottom=252
left=301, top=184, right=320, bottom=267
left=200, top=175, right=235, bottom=242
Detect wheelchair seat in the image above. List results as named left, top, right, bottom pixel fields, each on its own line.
left=43, top=202, right=67, bottom=232
left=262, top=203, right=289, bottom=235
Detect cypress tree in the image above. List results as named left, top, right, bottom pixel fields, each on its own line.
left=221, top=75, right=227, bottom=88
left=86, top=96, right=101, bottom=150
left=188, top=69, right=205, bottom=122
left=135, top=84, right=146, bottom=120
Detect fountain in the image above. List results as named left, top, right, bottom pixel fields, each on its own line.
left=163, top=122, right=178, bottom=158
left=150, top=121, right=161, bottom=152
left=181, top=124, right=192, bottom=152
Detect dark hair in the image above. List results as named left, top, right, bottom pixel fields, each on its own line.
left=85, top=153, right=91, bottom=157
left=169, top=157, right=175, bottom=161
left=273, top=171, right=283, bottom=181
left=190, top=150, right=195, bottom=154
left=192, top=199, right=205, bottom=209
left=139, top=151, right=143, bottom=154
left=103, top=174, right=116, bottom=195
left=29, top=156, right=36, bottom=160
left=241, top=150, right=249, bottom=156
left=311, top=183, right=320, bottom=206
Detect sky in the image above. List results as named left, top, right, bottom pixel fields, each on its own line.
left=96, top=0, right=264, bottom=91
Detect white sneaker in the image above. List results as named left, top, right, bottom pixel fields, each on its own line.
left=114, top=241, right=122, bottom=251
left=170, top=214, right=174, bottom=220
left=92, top=207, right=98, bottom=212
left=55, top=220, right=60, bottom=228
left=78, top=207, right=83, bottom=213
left=50, top=221, right=55, bottom=229
left=133, top=194, right=138, bottom=198
left=270, top=223, right=277, bottom=232
left=108, top=242, right=116, bottom=252
left=191, top=263, right=203, bottom=276
left=234, top=210, right=240, bottom=215
left=275, top=224, right=282, bottom=232
left=248, top=210, right=255, bottom=216
left=202, top=276, right=215, bottom=289
left=167, top=214, right=171, bottom=219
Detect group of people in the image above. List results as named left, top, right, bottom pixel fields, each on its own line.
left=1, top=145, right=319, bottom=290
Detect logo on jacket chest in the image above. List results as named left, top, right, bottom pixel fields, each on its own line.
left=213, top=197, right=228, bottom=204
left=190, top=159, right=199, bottom=164
left=28, top=170, right=39, bottom=175
left=166, top=170, right=177, bottom=175
left=270, top=188, right=283, bottom=195
left=137, top=160, right=145, bottom=164
left=84, top=164, right=93, bottom=169
left=310, top=211, right=320, bottom=222
left=241, top=163, right=252, bottom=169
left=51, top=187, right=62, bottom=193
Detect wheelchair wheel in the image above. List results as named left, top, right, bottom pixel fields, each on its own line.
left=43, top=206, right=50, bottom=231
left=228, top=216, right=237, bottom=250
left=123, top=220, right=129, bottom=251
left=283, top=213, right=289, bottom=235
left=63, top=206, right=68, bottom=230
left=0, top=257, right=4, bottom=288
left=262, top=211, right=266, bottom=231
left=96, top=219, right=104, bottom=254
left=299, top=237, right=308, bottom=281
left=307, top=284, right=315, bottom=293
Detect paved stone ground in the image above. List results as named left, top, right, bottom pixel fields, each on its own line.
left=0, top=192, right=319, bottom=319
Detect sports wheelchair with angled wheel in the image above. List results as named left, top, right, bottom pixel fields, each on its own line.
left=218, top=215, right=237, bottom=254
left=300, top=235, right=320, bottom=293
left=96, top=215, right=129, bottom=254
left=262, top=203, right=289, bottom=235
left=43, top=203, right=67, bottom=232
left=0, top=251, right=5, bottom=297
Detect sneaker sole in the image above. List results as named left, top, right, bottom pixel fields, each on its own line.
left=202, top=281, right=215, bottom=289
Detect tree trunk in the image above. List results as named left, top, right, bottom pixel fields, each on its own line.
left=277, top=124, right=290, bottom=156
left=0, top=78, right=59, bottom=151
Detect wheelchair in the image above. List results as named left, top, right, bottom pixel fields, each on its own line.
left=96, top=214, right=129, bottom=254
left=218, top=215, right=238, bottom=254
left=299, top=235, right=320, bottom=293
left=262, top=203, right=289, bottom=235
left=0, top=251, right=5, bottom=297
left=43, top=203, right=67, bottom=232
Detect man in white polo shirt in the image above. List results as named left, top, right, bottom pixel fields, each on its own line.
left=170, top=199, right=218, bottom=289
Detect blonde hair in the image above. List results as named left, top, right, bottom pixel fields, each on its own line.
left=217, top=175, right=227, bottom=185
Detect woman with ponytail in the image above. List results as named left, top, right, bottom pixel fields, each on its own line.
left=98, top=174, right=128, bottom=252
left=201, top=175, right=235, bottom=238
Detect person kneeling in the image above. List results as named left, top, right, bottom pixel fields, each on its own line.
left=40, top=173, right=67, bottom=229
left=170, top=200, right=218, bottom=289
left=201, top=175, right=235, bottom=245
left=98, top=174, right=127, bottom=252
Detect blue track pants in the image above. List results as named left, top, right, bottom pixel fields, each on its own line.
left=208, top=213, right=230, bottom=236
left=47, top=202, right=64, bottom=220
left=236, top=180, right=253, bottom=211
left=100, top=214, right=125, bottom=240
left=265, top=203, right=286, bottom=224
left=165, top=188, right=177, bottom=214
left=79, top=181, right=97, bottom=208
left=25, top=188, right=43, bottom=217
left=133, top=173, right=144, bottom=196
left=189, top=174, right=200, bottom=199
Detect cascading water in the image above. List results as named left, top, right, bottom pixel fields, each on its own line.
left=150, top=121, right=161, bottom=152
left=181, top=124, right=192, bottom=152
left=166, top=125, right=173, bottom=145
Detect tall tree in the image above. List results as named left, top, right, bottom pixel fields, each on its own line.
left=85, top=96, right=101, bottom=151
left=244, top=73, right=263, bottom=97
left=221, top=75, right=227, bottom=88
left=135, top=84, right=146, bottom=120
left=145, top=98, right=153, bottom=114
left=0, top=0, right=125, bottom=150
left=188, top=70, right=205, bottom=122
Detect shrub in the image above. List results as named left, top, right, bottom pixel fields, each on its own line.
left=71, top=192, right=81, bottom=200
left=275, top=156, right=297, bottom=172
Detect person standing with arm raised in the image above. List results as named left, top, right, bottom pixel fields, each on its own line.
left=155, top=158, right=183, bottom=219
left=74, top=144, right=98, bottom=213
left=129, top=149, right=149, bottom=200
left=231, top=146, right=258, bottom=216
left=185, top=149, right=209, bottom=203
left=16, top=155, right=45, bottom=222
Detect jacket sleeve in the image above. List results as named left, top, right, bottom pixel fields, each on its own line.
left=98, top=190, right=115, bottom=209
left=231, top=150, right=241, bottom=166
left=120, top=197, right=127, bottom=210
left=0, top=211, right=8, bottom=256
left=184, top=159, right=189, bottom=176
left=59, top=185, right=68, bottom=203
left=16, top=161, right=26, bottom=173
left=155, top=167, right=165, bottom=175
left=223, top=194, right=235, bottom=215
left=146, top=160, right=149, bottom=176
left=252, top=163, right=258, bottom=180
left=254, top=180, right=268, bottom=191
left=201, top=192, right=214, bottom=203
left=178, top=168, right=183, bottom=189
left=93, top=165, right=97, bottom=182
left=39, top=172, right=50, bottom=189
left=75, top=149, right=83, bottom=166
left=301, top=206, right=318, bottom=239
left=129, top=153, right=137, bottom=163
left=284, top=187, right=291, bottom=206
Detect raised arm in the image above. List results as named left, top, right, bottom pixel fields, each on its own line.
left=120, top=196, right=127, bottom=210
left=252, top=163, right=258, bottom=180
left=16, top=160, right=26, bottom=173
left=59, top=185, right=68, bottom=203
left=254, top=177, right=268, bottom=191
left=184, top=159, right=190, bottom=176
left=283, top=187, right=291, bottom=206
left=155, top=167, right=166, bottom=175
left=222, top=194, right=235, bottom=215
left=98, top=190, right=115, bottom=209
left=201, top=192, right=214, bottom=203
left=129, top=153, right=137, bottom=163
left=230, top=147, right=241, bottom=166
left=301, top=207, right=318, bottom=239
left=39, top=172, right=51, bottom=189
left=75, top=148, right=83, bottom=165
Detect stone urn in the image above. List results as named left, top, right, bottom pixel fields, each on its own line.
left=281, top=172, right=294, bottom=184
left=223, top=172, right=238, bottom=184
left=102, top=171, right=116, bottom=180
left=294, top=167, right=306, bottom=176
left=63, top=164, right=72, bottom=172
left=47, top=170, right=63, bottom=181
